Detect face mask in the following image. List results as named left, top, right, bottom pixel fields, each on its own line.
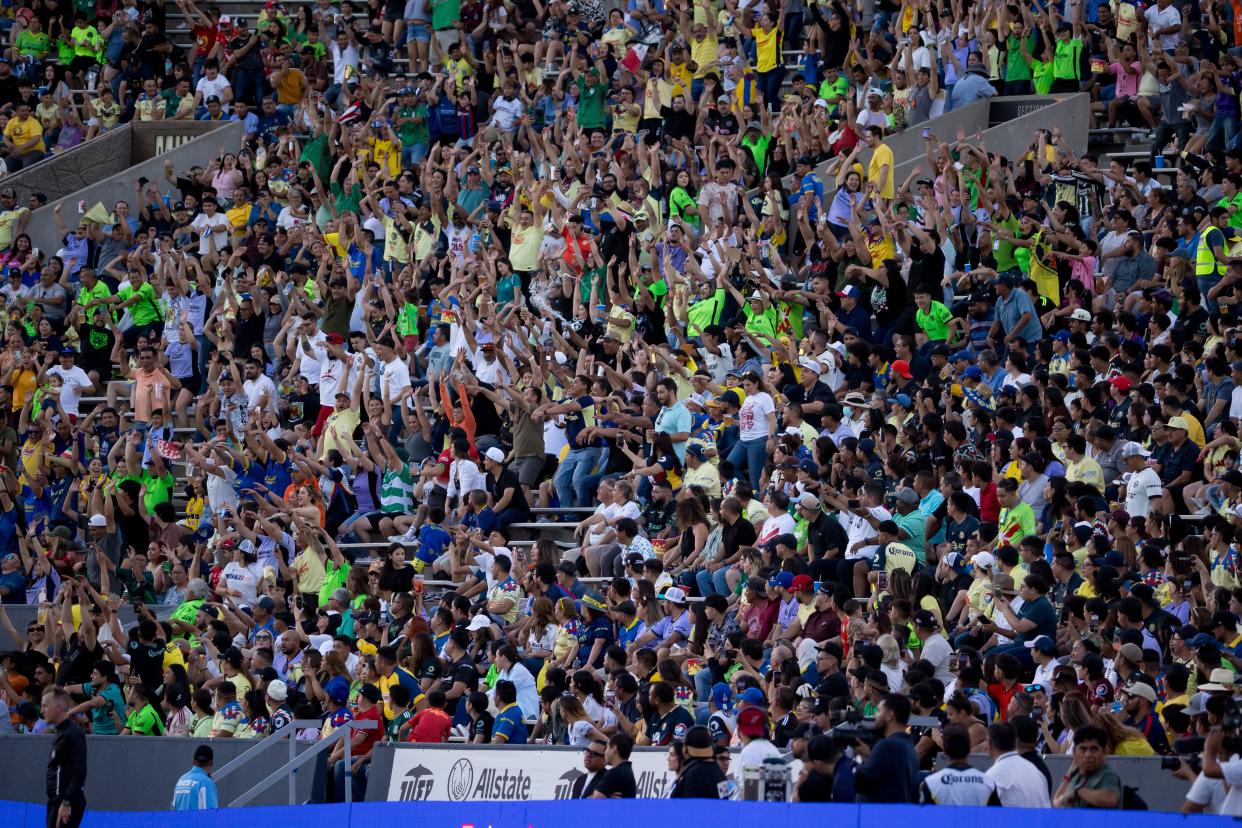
left=843, top=406, right=853, bottom=419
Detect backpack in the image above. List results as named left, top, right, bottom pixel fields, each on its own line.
left=1122, top=785, right=1148, bottom=811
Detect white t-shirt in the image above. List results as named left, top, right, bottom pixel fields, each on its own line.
left=317, top=356, right=350, bottom=407
left=1218, top=755, right=1242, bottom=815
left=219, top=560, right=264, bottom=605
left=379, top=357, right=410, bottom=405
left=243, top=373, right=278, bottom=415
left=737, top=391, right=775, bottom=441
left=1187, top=770, right=1227, bottom=814
left=191, top=212, right=231, bottom=255
left=47, top=365, right=93, bottom=416
left=1124, top=466, right=1164, bottom=518
left=1144, top=4, right=1182, bottom=50
left=756, top=510, right=796, bottom=547
left=738, top=738, right=783, bottom=772
left=195, top=74, right=232, bottom=107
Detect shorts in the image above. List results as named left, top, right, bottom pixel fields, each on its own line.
left=383, top=4, right=403, bottom=21
left=402, top=334, right=419, bottom=353
left=364, top=511, right=405, bottom=530
left=511, top=455, right=545, bottom=488
left=406, top=21, right=431, bottom=41
left=433, top=27, right=459, bottom=52
left=179, top=373, right=202, bottom=395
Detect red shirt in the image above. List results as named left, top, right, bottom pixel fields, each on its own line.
left=406, top=707, right=453, bottom=743
left=353, top=705, right=384, bottom=755
left=192, top=24, right=218, bottom=57
left=979, top=481, right=1000, bottom=523
left=987, top=680, right=1021, bottom=720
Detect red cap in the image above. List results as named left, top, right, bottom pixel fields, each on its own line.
left=1109, top=376, right=1132, bottom=391
left=736, top=706, right=767, bottom=737
left=325, top=333, right=345, bottom=345
left=891, top=359, right=913, bottom=379
left=791, top=574, right=814, bottom=592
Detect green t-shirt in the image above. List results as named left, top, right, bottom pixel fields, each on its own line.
left=126, top=703, right=164, bottom=735
left=120, top=281, right=162, bottom=326
left=1033, top=59, right=1054, bottom=94
left=1052, top=37, right=1083, bottom=81
left=686, top=288, right=725, bottom=337
left=430, top=0, right=460, bottom=30
left=817, top=75, right=848, bottom=106
left=330, top=180, right=363, bottom=215
left=70, top=25, right=101, bottom=59
left=915, top=301, right=953, bottom=342
left=670, top=186, right=700, bottom=230
left=1004, top=33, right=1035, bottom=81
left=742, top=302, right=779, bottom=344
left=1218, top=193, right=1242, bottom=230
left=16, top=30, right=51, bottom=58
left=317, top=559, right=350, bottom=606
left=379, top=463, right=414, bottom=513
left=141, top=469, right=175, bottom=513
left=575, top=75, right=607, bottom=129
left=396, top=104, right=429, bottom=146
left=742, top=133, right=772, bottom=175
left=992, top=213, right=1021, bottom=272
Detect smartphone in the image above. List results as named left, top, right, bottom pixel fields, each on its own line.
left=877, top=572, right=888, bottom=590
left=921, top=127, right=930, bottom=139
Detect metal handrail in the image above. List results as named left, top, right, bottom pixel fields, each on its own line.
left=212, top=718, right=378, bottom=807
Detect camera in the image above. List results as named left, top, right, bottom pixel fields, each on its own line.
left=1161, top=754, right=1202, bottom=774
left=827, top=708, right=882, bottom=747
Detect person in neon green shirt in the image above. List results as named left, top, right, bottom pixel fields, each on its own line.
left=1218, top=177, right=1242, bottom=230
left=913, top=285, right=954, bottom=345
left=1049, top=23, right=1083, bottom=92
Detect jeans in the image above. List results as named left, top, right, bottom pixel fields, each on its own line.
left=1208, top=115, right=1240, bottom=152
left=727, top=436, right=768, bottom=489
left=553, top=446, right=601, bottom=507
left=330, top=758, right=368, bottom=802
left=1151, top=121, right=1191, bottom=165
left=983, top=640, right=1034, bottom=668
left=1199, top=275, right=1222, bottom=313
left=232, top=67, right=266, bottom=106
left=695, top=566, right=731, bottom=597
left=387, top=404, right=405, bottom=444
left=757, top=68, right=784, bottom=111
left=693, top=666, right=715, bottom=702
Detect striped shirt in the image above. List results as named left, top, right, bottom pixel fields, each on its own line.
left=379, top=463, right=414, bottom=513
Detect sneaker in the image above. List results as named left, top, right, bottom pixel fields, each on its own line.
left=387, top=527, right=418, bottom=544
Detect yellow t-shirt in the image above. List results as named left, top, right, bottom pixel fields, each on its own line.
left=507, top=222, right=542, bottom=272
left=5, top=115, right=44, bottom=153
left=320, top=408, right=360, bottom=461
left=868, top=142, right=895, bottom=200
left=366, top=137, right=401, bottom=178
left=1066, top=456, right=1104, bottom=494
left=690, top=35, right=719, bottom=79
left=642, top=78, right=675, bottom=119
left=291, top=548, right=327, bottom=595
left=752, top=26, right=780, bottom=73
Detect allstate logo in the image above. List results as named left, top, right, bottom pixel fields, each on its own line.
left=446, top=758, right=475, bottom=800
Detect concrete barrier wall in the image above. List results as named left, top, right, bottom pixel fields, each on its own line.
left=23, top=120, right=245, bottom=253
left=0, top=734, right=317, bottom=810
left=4, top=128, right=135, bottom=205
left=0, top=734, right=1193, bottom=812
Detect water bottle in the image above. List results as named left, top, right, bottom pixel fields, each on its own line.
left=86, top=66, right=98, bottom=92
left=468, top=231, right=481, bottom=254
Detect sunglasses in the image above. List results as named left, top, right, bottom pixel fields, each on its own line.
left=585, top=749, right=606, bottom=757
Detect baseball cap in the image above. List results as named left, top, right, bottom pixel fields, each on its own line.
left=912, top=610, right=939, bottom=629
left=1124, top=682, right=1157, bottom=703
left=739, top=687, right=767, bottom=707
left=895, top=488, right=919, bottom=505
left=1121, top=441, right=1151, bottom=458
left=791, top=574, right=814, bottom=593
left=1024, top=635, right=1056, bottom=655
left=769, top=571, right=795, bottom=590
left=837, top=285, right=860, bottom=298
left=971, top=551, right=996, bottom=570
left=1109, top=376, right=1133, bottom=392
left=891, top=359, right=913, bottom=379
left=736, top=706, right=767, bottom=737
left=1070, top=308, right=1092, bottom=321
left=662, top=586, right=688, bottom=605
left=267, top=679, right=288, bottom=701
left=950, top=350, right=974, bottom=363
left=324, top=676, right=350, bottom=704
left=484, top=447, right=506, bottom=463
left=88, top=514, right=107, bottom=528
left=887, top=393, right=912, bottom=408
left=1167, top=416, right=1191, bottom=432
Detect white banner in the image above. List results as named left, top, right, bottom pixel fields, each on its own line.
left=387, top=747, right=675, bottom=801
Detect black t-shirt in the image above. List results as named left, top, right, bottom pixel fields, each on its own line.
left=659, top=105, right=695, bottom=141
left=782, top=381, right=836, bottom=429
left=797, top=768, right=837, bottom=802
left=77, top=323, right=115, bottom=378
left=642, top=499, right=676, bottom=537
left=379, top=562, right=415, bottom=593
left=670, top=759, right=727, bottom=799
left=593, top=761, right=637, bottom=798
left=487, top=468, right=529, bottom=515
left=472, top=710, right=494, bottom=742
left=722, top=515, right=758, bottom=558
left=646, top=705, right=694, bottom=745
left=127, top=638, right=167, bottom=691
left=284, top=390, right=320, bottom=428
left=442, top=657, right=478, bottom=695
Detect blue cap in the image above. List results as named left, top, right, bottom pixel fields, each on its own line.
left=324, top=676, right=350, bottom=704
left=950, top=350, right=974, bottom=363
left=836, top=286, right=860, bottom=298
left=1054, top=330, right=1071, bottom=342
left=710, top=682, right=735, bottom=712
left=799, top=458, right=819, bottom=475
left=1188, top=633, right=1218, bottom=649
left=886, top=393, right=912, bottom=408
left=1089, top=549, right=1125, bottom=568
left=962, top=366, right=983, bottom=381
left=739, top=687, right=767, bottom=707
left=1025, top=635, right=1056, bottom=654
left=768, top=571, right=795, bottom=590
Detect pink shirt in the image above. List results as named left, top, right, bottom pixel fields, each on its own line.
left=1111, top=61, right=1142, bottom=98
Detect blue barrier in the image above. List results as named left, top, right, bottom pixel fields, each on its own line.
left=0, top=797, right=1234, bottom=828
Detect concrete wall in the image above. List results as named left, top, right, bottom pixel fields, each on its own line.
left=4, top=128, right=135, bottom=205
left=0, top=734, right=318, bottom=810
left=0, top=605, right=176, bottom=651
left=0, top=734, right=1192, bottom=812
left=23, top=120, right=245, bottom=253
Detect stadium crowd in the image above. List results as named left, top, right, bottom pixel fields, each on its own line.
left=3, top=0, right=1242, bottom=811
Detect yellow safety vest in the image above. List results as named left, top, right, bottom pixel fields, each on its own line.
left=1196, top=228, right=1227, bottom=278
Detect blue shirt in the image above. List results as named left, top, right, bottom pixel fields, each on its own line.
left=172, top=766, right=219, bottom=811
left=796, top=172, right=825, bottom=222
left=655, top=401, right=692, bottom=461
left=995, top=289, right=1042, bottom=345
left=491, top=702, right=528, bottom=744
left=950, top=72, right=998, bottom=108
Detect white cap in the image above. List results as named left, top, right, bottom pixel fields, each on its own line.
left=784, top=426, right=802, bottom=436
left=554, top=352, right=569, bottom=365
left=798, top=356, right=822, bottom=374
left=466, top=615, right=492, bottom=631
left=1070, top=308, right=1092, bottom=321
left=971, top=551, right=996, bottom=570
left=485, top=447, right=506, bottom=463
left=1121, top=441, right=1151, bottom=458
left=238, top=538, right=255, bottom=554
left=88, top=514, right=107, bottom=528
left=267, top=679, right=288, bottom=701
left=662, top=586, right=688, bottom=605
